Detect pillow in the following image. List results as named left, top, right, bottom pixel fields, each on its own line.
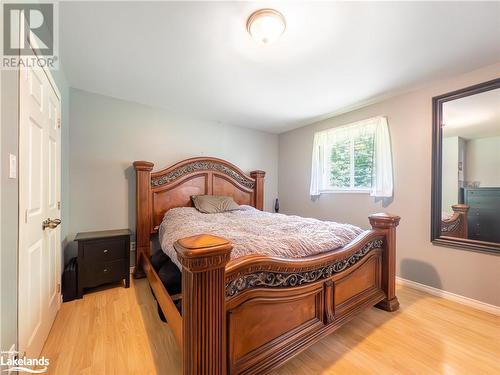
left=191, top=195, right=240, bottom=214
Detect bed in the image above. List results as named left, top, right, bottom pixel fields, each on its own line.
left=441, top=204, right=469, bottom=239
left=133, top=157, right=400, bottom=375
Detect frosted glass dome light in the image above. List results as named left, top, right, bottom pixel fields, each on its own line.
left=247, top=9, right=286, bottom=45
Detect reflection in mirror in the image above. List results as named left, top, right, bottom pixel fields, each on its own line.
left=441, top=87, right=500, bottom=244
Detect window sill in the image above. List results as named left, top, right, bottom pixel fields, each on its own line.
left=319, top=189, right=371, bottom=194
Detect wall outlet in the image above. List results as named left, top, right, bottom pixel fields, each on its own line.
left=130, top=241, right=136, bottom=252
left=8, top=154, right=16, bottom=179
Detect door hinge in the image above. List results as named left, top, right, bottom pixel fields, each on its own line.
left=57, top=201, right=61, bottom=210
left=57, top=118, right=61, bottom=129
left=25, top=209, right=28, bottom=223
left=57, top=283, right=61, bottom=293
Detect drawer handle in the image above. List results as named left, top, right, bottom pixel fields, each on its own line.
left=103, top=268, right=108, bottom=273
left=103, top=249, right=108, bottom=254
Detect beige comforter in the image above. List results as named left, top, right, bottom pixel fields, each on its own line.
left=159, top=205, right=364, bottom=269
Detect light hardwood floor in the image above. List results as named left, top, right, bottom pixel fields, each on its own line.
left=41, top=279, right=500, bottom=375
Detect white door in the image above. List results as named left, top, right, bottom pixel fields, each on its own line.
left=18, top=41, right=62, bottom=357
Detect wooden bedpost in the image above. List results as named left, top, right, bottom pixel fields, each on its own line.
left=452, top=204, right=469, bottom=238
left=174, top=234, right=233, bottom=375
left=133, top=161, right=154, bottom=278
left=250, top=170, right=265, bottom=210
left=369, top=213, right=401, bottom=312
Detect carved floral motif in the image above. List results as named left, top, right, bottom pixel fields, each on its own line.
left=225, top=239, right=384, bottom=298
left=151, top=161, right=255, bottom=189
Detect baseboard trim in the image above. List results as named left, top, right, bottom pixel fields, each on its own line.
left=396, top=277, right=500, bottom=316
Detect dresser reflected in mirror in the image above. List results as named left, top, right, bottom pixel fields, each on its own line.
left=432, top=79, right=500, bottom=254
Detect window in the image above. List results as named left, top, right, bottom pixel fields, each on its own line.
left=328, top=126, right=375, bottom=190
left=310, top=116, right=393, bottom=198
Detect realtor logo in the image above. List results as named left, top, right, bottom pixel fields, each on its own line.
left=3, top=3, right=54, bottom=55
left=2, top=3, right=58, bottom=69
left=0, top=350, right=49, bottom=373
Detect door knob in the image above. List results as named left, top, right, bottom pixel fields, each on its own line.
left=42, top=218, right=61, bottom=230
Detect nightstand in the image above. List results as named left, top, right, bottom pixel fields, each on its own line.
left=75, top=229, right=131, bottom=298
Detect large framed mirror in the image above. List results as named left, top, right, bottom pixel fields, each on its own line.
left=432, top=78, right=500, bottom=254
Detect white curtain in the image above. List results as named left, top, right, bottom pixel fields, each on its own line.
left=309, top=116, right=393, bottom=198
left=371, top=117, right=393, bottom=198
left=309, top=131, right=326, bottom=197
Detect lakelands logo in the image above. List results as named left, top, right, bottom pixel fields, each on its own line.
left=0, top=351, right=49, bottom=373
left=2, top=2, right=59, bottom=69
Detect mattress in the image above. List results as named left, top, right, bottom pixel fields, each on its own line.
left=159, top=205, right=364, bottom=270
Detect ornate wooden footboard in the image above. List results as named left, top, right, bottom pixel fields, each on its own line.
left=133, top=157, right=400, bottom=375
left=441, top=204, right=469, bottom=239
left=175, top=214, right=399, bottom=375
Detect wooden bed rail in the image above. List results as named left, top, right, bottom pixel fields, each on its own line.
left=174, top=235, right=233, bottom=375
left=141, top=255, right=183, bottom=347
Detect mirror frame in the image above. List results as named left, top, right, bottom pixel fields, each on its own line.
left=431, top=78, right=500, bottom=255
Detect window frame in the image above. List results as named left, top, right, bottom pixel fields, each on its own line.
left=319, top=188, right=371, bottom=194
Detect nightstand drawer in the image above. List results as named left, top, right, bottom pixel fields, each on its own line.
left=87, top=259, right=126, bottom=287
left=82, top=238, right=127, bottom=262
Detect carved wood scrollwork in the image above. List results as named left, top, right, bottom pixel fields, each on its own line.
left=151, top=161, right=255, bottom=189
left=441, top=218, right=461, bottom=233
left=324, top=280, right=335, bottom=324
left=225, top=239, right=384, bottom=298
left=178, top=253, right=231, bottom=272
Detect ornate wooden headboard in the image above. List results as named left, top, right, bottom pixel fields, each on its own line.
left=133, top=157, right=265, bottom=263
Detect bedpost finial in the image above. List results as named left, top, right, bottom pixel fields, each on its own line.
left=369, top=213, right=401, bottom=229
left=133, top=161, right=154, bottom=171
left=250, top=170, right=266, bottom=178
left=174, top=234, right=232, bottom=272
left=452, top=204, right=469, bottom=213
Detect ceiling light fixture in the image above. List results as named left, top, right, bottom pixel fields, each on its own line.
left=247, top=9, right=286, bottom=45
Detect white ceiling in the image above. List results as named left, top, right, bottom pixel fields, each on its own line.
left=443, top=88, right=500, bottom=140
left=60, top=1, right=500, bottom=133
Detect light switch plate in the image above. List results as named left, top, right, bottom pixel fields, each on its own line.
left=9, top=154, right=16, bottom=179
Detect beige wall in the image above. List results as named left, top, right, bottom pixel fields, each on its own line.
left=68, top=89, right=279, bottom=263
left=465, top=136, right=500, bottom=187
left=278, top=63, right=500, bottom=306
